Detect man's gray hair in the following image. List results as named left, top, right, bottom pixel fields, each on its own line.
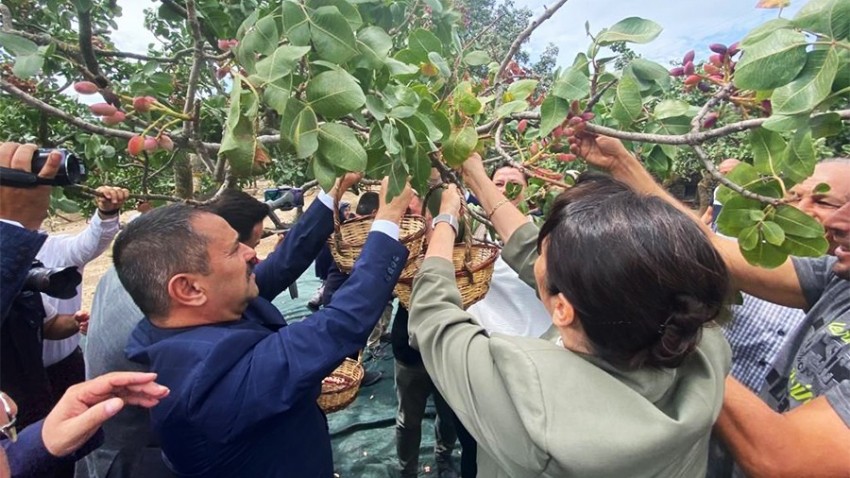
left=113, top=204, right=210, bottom=320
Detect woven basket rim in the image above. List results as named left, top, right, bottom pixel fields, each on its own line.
left=334, top=214, right=427, bottom=249
left=397, top=243, right=500, bottom=284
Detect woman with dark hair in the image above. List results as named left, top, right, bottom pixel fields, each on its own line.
left=407, top=153, right=731, bottom=477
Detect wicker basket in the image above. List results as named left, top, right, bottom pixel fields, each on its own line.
left=317, top=356, right=364, bottom=414
left=395, top=241, right=500, bottom=310
left=330, top=214, right=427, bottom=273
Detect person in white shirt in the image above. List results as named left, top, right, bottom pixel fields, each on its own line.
left=37, top=186, right=129, bottom=405
left=468, top=163, right=550, bottom=338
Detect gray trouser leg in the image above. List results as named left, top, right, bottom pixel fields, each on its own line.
left=395, top=360, right=432, bottom=477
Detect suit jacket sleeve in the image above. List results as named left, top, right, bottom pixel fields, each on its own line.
left=0, top=222, right=46, bottom=322
left=199, top=232, right=408, bottom=435
left=500, top=222, right=540, bottom=290
left=408, top=257, right=528, bottom=462
left=3, top=419, right=103, bottom=478
left=254, top=198, right=334, bottom=301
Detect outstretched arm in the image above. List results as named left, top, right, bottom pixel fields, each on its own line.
left=568, top=130, right=805, bottom=308
left=716, top=377, right=850, bottom=477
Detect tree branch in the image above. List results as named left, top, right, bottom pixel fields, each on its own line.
left=181, top=0, right=215, bottom=175
left=67, top=184, right=205, bottom=205
left=496, top=0, right=570, bottom=81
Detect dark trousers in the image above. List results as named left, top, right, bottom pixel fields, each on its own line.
left=46, top=347, right=86, bottom=478
left=394, top=360, right=457, bottom=477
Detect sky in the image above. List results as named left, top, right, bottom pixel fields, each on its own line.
left=109, top=0, right=804, bottom=69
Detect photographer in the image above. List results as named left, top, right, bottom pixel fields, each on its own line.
left=0, top=143, right=67, bottom=428
left=0, top=142, right=170, bottom=477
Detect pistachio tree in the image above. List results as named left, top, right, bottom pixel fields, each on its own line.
left=0, top=0, right=848, bottom=267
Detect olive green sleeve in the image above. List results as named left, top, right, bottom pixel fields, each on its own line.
left=500, top=222, right=540, bottom=290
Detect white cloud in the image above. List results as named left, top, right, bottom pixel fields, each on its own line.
left=514, top=0, right=802, bottom=66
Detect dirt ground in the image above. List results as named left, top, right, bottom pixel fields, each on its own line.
left=44, top=184, right=361, bottom=312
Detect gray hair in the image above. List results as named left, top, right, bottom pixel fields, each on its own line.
left=113, top=204, right=210, bottom=320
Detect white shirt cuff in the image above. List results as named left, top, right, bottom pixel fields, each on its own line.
left=371, top=220, right=400, bottom=240
left=317, top=190, right=335, bottom=211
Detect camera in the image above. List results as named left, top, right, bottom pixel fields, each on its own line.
left=0, top=148, right=87, bottom=188
left=264, top=187, right=304, bottom=212
left=23, top=262, right=82, bottom=299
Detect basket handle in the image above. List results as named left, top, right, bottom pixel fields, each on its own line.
left=332, top=184, right=346, bottom=251
left=459, top=195, right=477, bottom=282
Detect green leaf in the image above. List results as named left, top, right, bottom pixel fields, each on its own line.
left=810, top=112, right=844, bottom=137
left=716, top=195, right=762, bottom=236
left=0, top=32, right=38, bottom=56
left=428, top=51, right=451, bottom=77
left=356, top=26, right=392, bottom=67
left=250, top=45, right=311, bottom=85
left=307, top=0, right=363, bottom=30
left=653, top=100, right=691, bottom=119
left=627, top=58, right=671, bottom=91
left=381, top=121, right=401, bottom=154
left=717, top=162, right=783, bottom=205
left=793, top=0, right=850, bottom=40
left=408, top=28, right=442, bottom=60
left=761, top=114, right=809, bottom=132
left=741, top=18, right=795, bottom=46
left=750, top=128, right=787, bottom=176
left=780, top=234, right=829, bottom=258
left=648, top=116, right=692, bottom=136
left=317, top=123, right=367, bottom=172
left=781, top=128, right=816, bottom=184
left=814, top=182, right=831, bottom=194
left=551, top=67, right=590, bottom=101
left=365, top=95, right=387, bottom=120
left=312, top=155, right=337, bottom=192
left=645, top=145, right=671, bottom=175
left=596, top=17, right=662, bottom=45
left=735, top=29, right=808, bottom=91
left=463, top=50, right=490, bottom=66
left=240, top=15, right=279, bottom=57
left=539, top=96, right=569, bottom=137
left=282, top=1, right=311, bottom=46
left=385, top=57, right=419, bottom=76
left=495, top=100, right=528, bottom=119
left=388, top=157, right=410, bottom=199
left=306, top=69, right=366, bottom=119
left=263, top=77, right=292, bottom=114
left=13, top=54, right=45, bottom=78
left=739, top=224, right=760, bottom=251
left=741, top=238, right=788, bottom=269
left=280, top=99, right=319, bottom=158
left=442, top=126, right=477, bottom=167
left=762, top=221, right=786, bottom=246
left=772, top=47, right=840, bottom=116
left=611, top=73, right=642, bottom=127
left=309, top=6, right=359, bottom=64
left=773, top=205, right=825, bottom=238
left=507, top=79, right=538, bottom=100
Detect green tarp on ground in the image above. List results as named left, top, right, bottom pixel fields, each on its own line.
left=274, top=266, right=461, bottom=477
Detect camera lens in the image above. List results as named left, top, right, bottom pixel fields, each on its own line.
left=32, top=149, right=87, bottom=186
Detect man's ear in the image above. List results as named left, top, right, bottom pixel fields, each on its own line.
left=550, top=293, right=576, bottom=328
left=167, top=273, right=207, bottom=308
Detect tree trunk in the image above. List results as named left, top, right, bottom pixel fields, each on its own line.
left=173, top=152, right=194, bottom=199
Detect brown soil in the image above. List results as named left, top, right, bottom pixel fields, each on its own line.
left=45, top=184, right=361, bottom=312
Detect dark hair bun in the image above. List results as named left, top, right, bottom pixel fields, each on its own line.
left=646, top=294, right=715, bottom=368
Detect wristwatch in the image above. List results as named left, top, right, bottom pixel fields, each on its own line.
left=432, top=214, right=459, bottom=235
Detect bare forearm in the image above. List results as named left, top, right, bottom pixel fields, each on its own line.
left=43, top=315, right=78, bottom=340
left=716, top=377, right=850, bottom=477
left=464, top=174, right=527, bottom=243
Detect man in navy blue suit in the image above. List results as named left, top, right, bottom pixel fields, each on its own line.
left=116, top=175, right=412, bottom=477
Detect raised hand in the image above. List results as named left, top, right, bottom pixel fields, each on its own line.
left=565, top=120, right=634, bottom=172
left=375, top=177, right=413, bottom=225
left=94, top=186, right=130, bottom=213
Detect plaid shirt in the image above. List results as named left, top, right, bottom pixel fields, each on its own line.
left=722, top=294, right=807, bottom=393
